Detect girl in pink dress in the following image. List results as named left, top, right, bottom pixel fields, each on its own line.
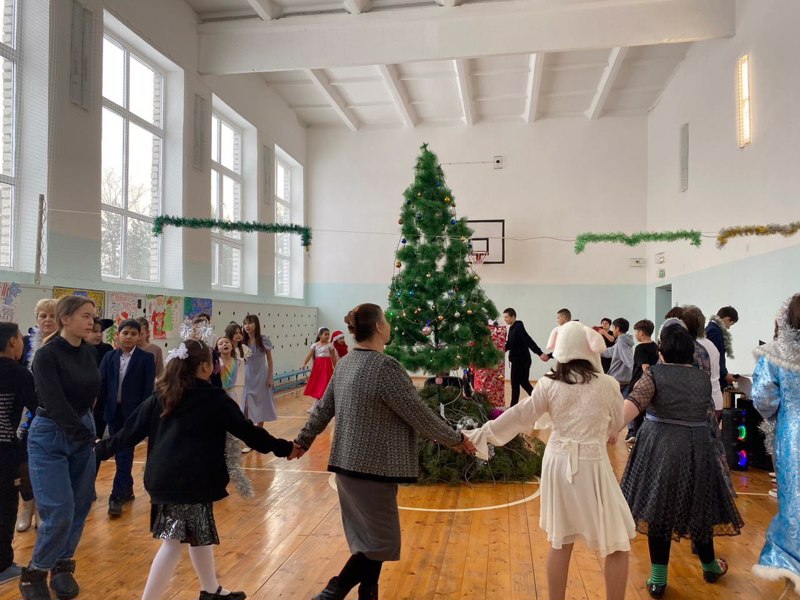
left=303, top=328, right=338, bottom=409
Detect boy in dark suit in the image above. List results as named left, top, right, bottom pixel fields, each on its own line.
left=98, top=319, right=155, bottom=517
left=503, top=308, right=549, bottom=406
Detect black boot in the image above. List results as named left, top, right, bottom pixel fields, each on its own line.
left=19, top=567, right=50, bottom=600
left=312, top=577, right=350, bottom=600
left=358, top=583, right=379, bottom=600
left=198, top=586, right=247, bottom=600
left=50, top=559, right=80, bottom=600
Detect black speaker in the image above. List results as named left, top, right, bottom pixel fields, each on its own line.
left=721, top=408, right=749, bottom=471
left=737, top=398, right=774, bottom=471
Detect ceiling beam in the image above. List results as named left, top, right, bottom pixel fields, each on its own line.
left=377, top=64, right=417, bottom=128
left=246, top=0, right=281, bottom=20
left=522, top=53, right=544, bottom=123
left=344, top=0, right=372, bottom=14
left=198, top=0, right=734, bottom=74
left=453, top=59, right=474, bottom=126
left=586, top=47, right=629, bottom=119
left=304, top=69, right=360, bottom=131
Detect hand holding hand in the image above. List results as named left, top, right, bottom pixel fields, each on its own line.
left=539, top=353, right=550, bottom=362
left=288, top=442, right=306, bottom=460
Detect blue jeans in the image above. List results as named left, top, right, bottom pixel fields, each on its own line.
left=27, top=414, right=96, bottom=571
left=107, top=409, right=133, bottom=500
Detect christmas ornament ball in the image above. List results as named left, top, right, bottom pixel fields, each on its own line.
left=435, top=376, right=443, bottom=385
left=467, top=309, right=473, bottom=315
left=438, top=315, right=445, bottom=321
left=422, top=325, right=432, bottom=336
left=395, top=261, right=402, bottom=268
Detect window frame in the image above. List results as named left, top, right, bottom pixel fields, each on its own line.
left=0, top=0, right=21, bottom=270
left=274, top=158, right=292, bottom=298
left=100, top=31, right=166, bottom=284
left=210, top=110, right=244, bottom=290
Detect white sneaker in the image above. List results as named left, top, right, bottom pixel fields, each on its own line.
left=769, top=472, right=776, bottom=477
left=241, top=447, right=251, bottom=454
left=769, top=488, right=778, bottom=498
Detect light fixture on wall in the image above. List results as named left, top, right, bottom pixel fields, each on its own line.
left=736, top=54, right=752, bottom=148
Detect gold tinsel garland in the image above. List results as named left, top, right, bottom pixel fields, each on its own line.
left=717, top=221, right=800, bottom=248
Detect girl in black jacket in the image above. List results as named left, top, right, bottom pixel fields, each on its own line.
left=96, top=339, right=293, bottom=600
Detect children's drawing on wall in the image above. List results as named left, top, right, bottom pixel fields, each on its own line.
left=53, top=286, right=106, bottom=318
left=183, top=297, right=213, bottom=321
left=146, top=295, right=182, bottom=340
left=0, top=282, right=22, bottom=321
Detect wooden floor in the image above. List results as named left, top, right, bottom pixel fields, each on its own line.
left=0, top=387, right=787, bottom=600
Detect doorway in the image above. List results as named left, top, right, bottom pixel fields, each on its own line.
left=655, top=284, right=673, bottom=334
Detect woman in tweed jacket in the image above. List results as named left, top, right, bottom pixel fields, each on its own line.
left=292, top=303, right=474, bottom=600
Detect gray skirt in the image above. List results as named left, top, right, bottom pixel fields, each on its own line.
left=336, top=473, right=401, bottom=562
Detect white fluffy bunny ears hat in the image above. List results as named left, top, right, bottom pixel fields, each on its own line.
left=546, top=321, right=606, bottom=372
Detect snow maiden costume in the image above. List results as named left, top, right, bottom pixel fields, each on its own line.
left=465, top=321, right=637, bottom=557
left=752, top=294, right=800, bottom=597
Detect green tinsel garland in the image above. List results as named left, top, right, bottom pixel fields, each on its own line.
left=717, top=221, right=800, bottom=248
left=416, top=385, right=544, bottom=485
left=574, top=230, right=702, bottom=254
left=152, top=215, right=312, bottom=248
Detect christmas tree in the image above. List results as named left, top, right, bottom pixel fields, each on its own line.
left=386, top=144, right=503, bottom=374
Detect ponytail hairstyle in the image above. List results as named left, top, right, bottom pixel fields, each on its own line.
left=315, top=327, right=330, bottom=343
left=344, top=303, right=384, bottom=343
left=242, top=314, right=267, bottom=354
left=157, top=339, right=212, bottom=417
left=43, top=296, right=96, bottom=346
left=224, top=322, right=245, bottom=358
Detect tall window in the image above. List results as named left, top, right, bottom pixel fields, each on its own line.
left=736, top=54, right=752, bottom=149
left=210, top=113, right=242, bottom=289
left=101, top=34, right=164, bottom=282
left=0, top=0, right=18, bottom=268
left=275, top=159, right=291, bottom=297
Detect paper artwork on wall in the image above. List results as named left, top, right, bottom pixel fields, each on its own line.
left=106, top=292, right=147, bottom=341
left=146, top=295, right=183, bottom=340
left=183, top=297, right=213, bottom=321
left=0, top=282, right=23, bottom=322
left=53, top=286, right=106, bottom=319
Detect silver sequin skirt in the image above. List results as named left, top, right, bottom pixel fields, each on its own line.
left=150, top=502, right=220, bottom=546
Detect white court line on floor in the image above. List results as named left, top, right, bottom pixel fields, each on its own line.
left=736, top=492, right=772, bottom=497
left=131, top=460, right=330, bottom=475
left=327, top=473, right=541, bottom=513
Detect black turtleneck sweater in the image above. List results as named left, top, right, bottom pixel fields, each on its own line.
left=31, top=336, right=101, bottom=445
left=0, top=357, right=36, bottom=446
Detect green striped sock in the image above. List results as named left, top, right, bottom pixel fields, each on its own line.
left=702, top=559, right=723, bottom=574
left=647, top=564, right=668, bottom=586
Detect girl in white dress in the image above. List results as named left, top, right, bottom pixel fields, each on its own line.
left=464, top=321, right=635, bottom=600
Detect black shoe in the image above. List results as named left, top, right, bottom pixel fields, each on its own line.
left=647, top=581, right=666, bottom=599
left=703, top=558, right=729, bottom=583
left=108, top=496, right=123, bottom=517
left=312, top=577, right=350, bottom=600
left=358, top=583, right=379, bottom=600
left=198, top=586, right=246, bottom=600
left=119, top=490, right=135, bottom=505
left=50, top=560, right=80, bottom=600
left=19, top=567, right=50, bottom=600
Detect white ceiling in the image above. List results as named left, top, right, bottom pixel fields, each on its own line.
left=184, top=0, right=707, bottom=130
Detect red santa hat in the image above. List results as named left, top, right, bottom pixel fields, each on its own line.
left=331, top=330, right=345, bottom=343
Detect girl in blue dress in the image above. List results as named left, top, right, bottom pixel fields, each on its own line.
left=752, top=294, right=800, bottom=599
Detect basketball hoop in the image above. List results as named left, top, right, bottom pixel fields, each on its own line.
left=469, top=251, right=488, bottom=265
